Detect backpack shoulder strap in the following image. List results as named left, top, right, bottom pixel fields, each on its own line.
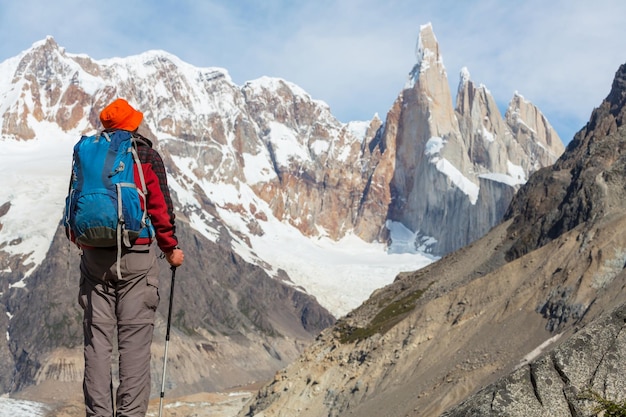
left=131, top=132, right=153, bottom=148
left=129, top=136, right=149, bottom=195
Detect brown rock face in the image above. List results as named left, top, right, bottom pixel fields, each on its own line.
left=2, top=37, right=95, bottom=139
left=240, top=78, right=381, bottom=240
left=506, top=93, right=564, bottom=168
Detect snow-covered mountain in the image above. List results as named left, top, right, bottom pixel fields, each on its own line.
left=0, top=25, right=563, bottom=315
left=0, top=36, right=436, bottom=317
left=0, top=23, right=564, bottom=405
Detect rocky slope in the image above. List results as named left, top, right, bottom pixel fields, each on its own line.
left=442, top=303, right=626, bottom=416
left=238, top=64, right=626, bottom=417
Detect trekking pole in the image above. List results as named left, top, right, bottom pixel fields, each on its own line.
left=158, top=266, right=176, bottom=417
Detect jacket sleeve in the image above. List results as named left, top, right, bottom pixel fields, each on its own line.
left=136, top=147, right=179, bottom=252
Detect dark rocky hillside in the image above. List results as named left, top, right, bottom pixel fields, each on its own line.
left=505, top=63, right=626, bottom=261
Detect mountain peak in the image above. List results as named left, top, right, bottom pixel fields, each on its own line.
left=245, top=76, right=315, bottom=101
left=30, top=35, right=61, bottom=52
left=459, top=66, right=471, bottom=85
left=19, top=35, right=68, bottom=68
left=406, top=22, right=445, bottom=89
left=606, top=63, right=626, bottom=113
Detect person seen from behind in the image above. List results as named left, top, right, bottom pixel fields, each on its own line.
left=68, top=98, right=184, bottom=416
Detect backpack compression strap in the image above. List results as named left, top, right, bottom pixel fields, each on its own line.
left=101, top=131, right=124, bottom=281
left=130, top=136, right=151, bottom=242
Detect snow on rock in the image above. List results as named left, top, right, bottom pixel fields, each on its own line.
left=0, top=397, right=48, bottom=417
left=0, top=125, right=78, bottom=279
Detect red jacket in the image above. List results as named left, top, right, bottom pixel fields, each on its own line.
left=132, top=133, right=179, bottom=252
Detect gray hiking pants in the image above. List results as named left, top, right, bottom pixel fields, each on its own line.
left=78, top=244, right=160, bottom=417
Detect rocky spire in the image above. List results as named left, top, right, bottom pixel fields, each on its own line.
left=455, top=66, right=518, bottom=177
left=406, top=22, right=462, bottom=141
left=387, top=24, right=474, bottom=250
left=505, top=92, right=564, bottom=169
left=386, top=24, right=562, bottom=255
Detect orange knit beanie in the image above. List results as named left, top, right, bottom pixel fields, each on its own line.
left=99, top=98, right=143, bottom=131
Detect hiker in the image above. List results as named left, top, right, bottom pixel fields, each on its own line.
left=67, top=98, right=184, bottom=416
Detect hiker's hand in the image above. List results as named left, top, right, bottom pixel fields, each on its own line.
left=165, top=248, right=184, bottom=267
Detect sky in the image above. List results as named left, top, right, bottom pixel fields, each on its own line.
left=1, top=1, right=626, bottom=144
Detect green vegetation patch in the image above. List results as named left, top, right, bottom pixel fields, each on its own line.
left=336, top=285, right=430, bottom=344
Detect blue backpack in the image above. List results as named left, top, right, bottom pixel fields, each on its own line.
left=64, top=130, right=155, bottom=250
